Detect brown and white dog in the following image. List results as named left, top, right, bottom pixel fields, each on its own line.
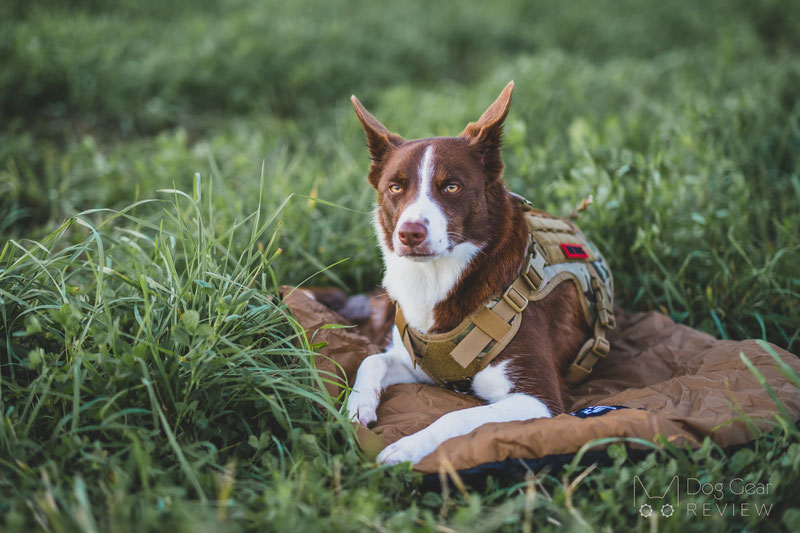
left=347, top=82, right=591, bottom=464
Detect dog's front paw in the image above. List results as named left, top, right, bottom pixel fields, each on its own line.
left=377, top=433, right=435, bottom=465
left=346, top=387, right=381, bottom=427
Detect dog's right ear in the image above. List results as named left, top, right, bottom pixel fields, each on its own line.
left=351, top=95, right=404, bottom=186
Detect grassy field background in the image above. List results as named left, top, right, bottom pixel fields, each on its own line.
left=2, top=0, right=800, bottom=531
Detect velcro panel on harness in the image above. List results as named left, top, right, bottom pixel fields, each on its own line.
left=525, top=211, right=598, bottom=264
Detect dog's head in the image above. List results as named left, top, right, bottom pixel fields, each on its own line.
left=352, top=82, right=514, bottom=261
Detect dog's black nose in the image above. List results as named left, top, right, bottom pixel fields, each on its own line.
left=398, top=222, right=428, bottom=247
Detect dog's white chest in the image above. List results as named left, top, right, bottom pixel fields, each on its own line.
left=380, top=240, right=481, bottom=333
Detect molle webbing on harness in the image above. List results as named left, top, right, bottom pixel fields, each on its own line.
left=394, top=199, right=615, bottom=387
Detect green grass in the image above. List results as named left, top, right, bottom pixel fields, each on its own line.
left=1, top=0, right=800, bottom=531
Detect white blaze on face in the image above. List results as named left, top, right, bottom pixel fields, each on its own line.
left=375, top=143, right=483, bottom=333
left=392, top=145, right=449, bottom=255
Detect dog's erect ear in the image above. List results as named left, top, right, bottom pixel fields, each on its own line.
left=460, top=81, right=514, bottom=181
left=351, top=95, right=404, bottom=186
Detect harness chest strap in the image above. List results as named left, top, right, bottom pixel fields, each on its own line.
left=449, top=246, right=545, bottom=367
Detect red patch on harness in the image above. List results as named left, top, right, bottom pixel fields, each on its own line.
left=561, top=243, right=589, bottom=259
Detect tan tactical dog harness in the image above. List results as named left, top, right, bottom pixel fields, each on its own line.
left=395, top=196, right=615, bottom=387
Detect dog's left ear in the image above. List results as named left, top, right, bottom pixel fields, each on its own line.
left=460, top=81, right=514, bottom=181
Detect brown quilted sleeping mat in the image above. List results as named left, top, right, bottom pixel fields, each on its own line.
left=281, top=287, right=800, bottom=474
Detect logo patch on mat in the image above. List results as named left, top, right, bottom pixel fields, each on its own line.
left=561, top=243, right=589, bottom=259
left=570, top=405, right=629, bottom=418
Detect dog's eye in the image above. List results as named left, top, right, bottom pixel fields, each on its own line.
left=388, top=184, right=403, bottom=194
left=444, top=183, right=461, bottom=193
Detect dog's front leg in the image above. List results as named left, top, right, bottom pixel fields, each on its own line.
left=347, top=326, right=433, bottom=426
left=376, top=393, right=551, bottom=465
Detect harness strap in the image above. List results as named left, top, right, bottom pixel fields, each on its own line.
left=450, top=244, right=547, bottom=368
left=565, top=319, right=611, bottom=384
left=563, top=276, right=615, bottom=385
left=472, top=307, right=512, bottom=341
left=394, top=306, right=416, bottom=368
left=592, top=276, right=616, bottom=330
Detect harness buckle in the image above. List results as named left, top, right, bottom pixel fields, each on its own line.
left=502, top=286, right=528, bottom=313
left=522, top=245, right=547, bottom=291
left=599, top=308, right=616, bottom=330
left=590, top=335, right=610, bottom=358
